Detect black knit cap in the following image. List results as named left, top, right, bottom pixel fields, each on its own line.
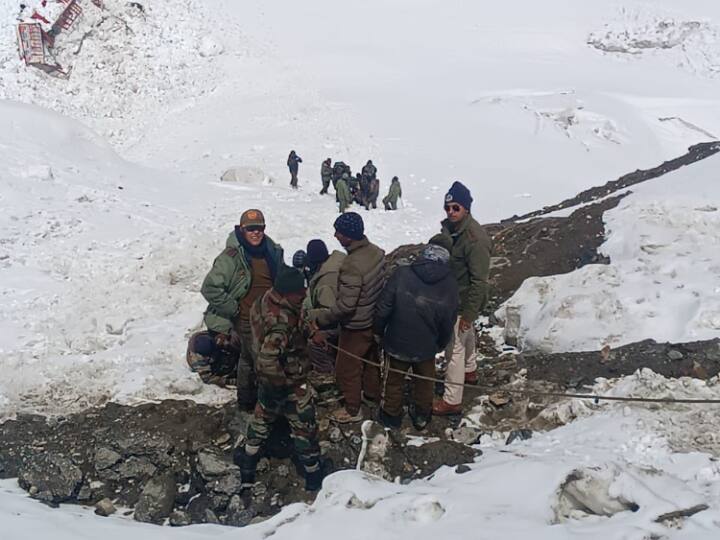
left=306, top=239, right=329, bottom=265
left=274, top=265, right=306, bottom=294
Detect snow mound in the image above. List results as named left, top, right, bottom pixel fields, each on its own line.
left=221, top=166, right=274, bottom=185
left=588, top=8, right=720, bottom=78
left=497, top=153, right=720, bottom=353
left=478, top=90, right=628, bottom=149
left=538, top=368, right=720, bottom=456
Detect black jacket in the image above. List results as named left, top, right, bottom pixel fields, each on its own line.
left=373, top=259, right=458, bottom=363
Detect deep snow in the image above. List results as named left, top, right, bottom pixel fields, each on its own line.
left=1, top=0, right=720, bottom=538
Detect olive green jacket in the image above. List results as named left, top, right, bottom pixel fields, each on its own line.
left=200, top=231, right=284, bottom=334
left=441, top=214, right=492, bottom=322
left=336, top=178, right=352, bottom=209
left=303, top=250, right=346, bottom=326
left=384, top=180, right=402, bottom=204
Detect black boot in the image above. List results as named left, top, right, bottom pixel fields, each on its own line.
left=303, top=458, right=333, bottom=492
left=378, top=408, right=402, bottom=429
left=409, top=405, right=431, bottom=431
left=233, top=447, right=259, bottom=484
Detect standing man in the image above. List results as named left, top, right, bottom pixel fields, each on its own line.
left=235, top=265, right=325, bottom=491
left=303, top=239, right=346, bottom=377
left=201, top=209, right=284, bottom=411
left=383, top=176, right=402, bottom=210
left=312, top=213, right=385, bottom=423
left=336, top=173, right=352, bottom=213
left=367, top=177, right=380, bottom=209
left=320, top=158, right=333, bottom=195
left=374, top=244, right=458, bottom=430
left=433, top=181, right=492, bottom=416
left=287, top=150, right=303, bottom=189
left=361, top=160, right=377, bottom=182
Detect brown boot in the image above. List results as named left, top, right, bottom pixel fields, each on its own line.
left=432, top=399, right=462, bottom=416
left=464, top=371, right=478, bottom=385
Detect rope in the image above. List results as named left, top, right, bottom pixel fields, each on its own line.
left=326, top=343, right=720, bottom=405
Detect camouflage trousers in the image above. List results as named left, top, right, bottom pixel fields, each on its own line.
left=246, top=381, right=320, bottom=464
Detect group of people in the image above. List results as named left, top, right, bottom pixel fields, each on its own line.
left=288, top=151, right=403, bottom=212
left=193, top=181, right=491, bottom=492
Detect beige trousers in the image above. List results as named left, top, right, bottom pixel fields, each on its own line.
left=443, top=317, right=477, bottom=406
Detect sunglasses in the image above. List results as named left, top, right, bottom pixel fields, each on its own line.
left=444, top=204, right=462, bottom=213
left=244, top=225, right=266, bottom=233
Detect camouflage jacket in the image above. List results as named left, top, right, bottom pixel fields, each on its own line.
left=250, top=289, right=309, bottom=385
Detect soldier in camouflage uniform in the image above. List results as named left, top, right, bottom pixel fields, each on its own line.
left=186, top=331, right=238, bottom=387
left=235, top=265, right=325, bottom=491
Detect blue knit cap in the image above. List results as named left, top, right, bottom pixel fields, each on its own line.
left=445, top=181, right=473, bottom=211
left=334, top=212, right=364, bottom=241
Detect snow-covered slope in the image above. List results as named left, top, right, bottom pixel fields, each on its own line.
left=2, top=0, right=720, bottom=537
left=499, top=152, right=720, bottom=352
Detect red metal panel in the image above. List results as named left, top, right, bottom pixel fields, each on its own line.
left=16, top=23, right=46, bottom=65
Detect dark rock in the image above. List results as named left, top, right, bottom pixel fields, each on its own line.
left=197, top=449, right=238, bottom=479
left=118, top=457, right=157, bottom=480
left=17, top=454, right=82, bottom=505
left=187, top=494, right=211, bottom=523
left=226, top=508, right=256, bottom=527
left=204, top=509, right=220, bottom=524
left=94, top=448, right=121, bottom=470
left=404, top=440, right=480, bottom=477
left=134, top=474, right=177, bottom=524
left=94, top=498, right=117, bottom=516
left=668, top=349, right=684, bottom=361
left=455, top=464, right=472, bottom=474
left=169, top=510, right=191, bottom=527
left=208, top=472, right=243, bottom=495
left=506, top=429, right=533, bottom=445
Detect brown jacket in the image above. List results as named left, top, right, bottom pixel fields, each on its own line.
left=316, top=237, right=385, bottom=330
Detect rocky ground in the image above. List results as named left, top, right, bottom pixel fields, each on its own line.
left=1, top=143, right=719, bottom=527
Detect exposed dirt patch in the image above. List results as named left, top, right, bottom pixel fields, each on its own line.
left=0, top=398, right=475, bottom=526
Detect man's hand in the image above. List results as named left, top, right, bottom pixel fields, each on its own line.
left=459, top=318, right=473, bottom=333
left=310, top=331, right=328, bottom=347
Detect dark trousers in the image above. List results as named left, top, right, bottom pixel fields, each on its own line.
left=231, top=319, right=257, bottom=410
left=335, top=327, right=381, bottom=415
left=290, top=169, right=298, bottom=188
left=382, top=356, right=435, bottom=417
left=320, top=178, right=330, bottom=194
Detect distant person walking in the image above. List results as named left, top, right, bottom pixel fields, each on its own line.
left=432, top=181, right=492, bottom=416
left=383, top=176, right=402, bottom=210
left=320, top=158, right=332, bottom=195
left=287, top=150, right=303, bottom=189
left=336, top=173, right=352, bottom=213
left=367, top=177, right=380, bottom=209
